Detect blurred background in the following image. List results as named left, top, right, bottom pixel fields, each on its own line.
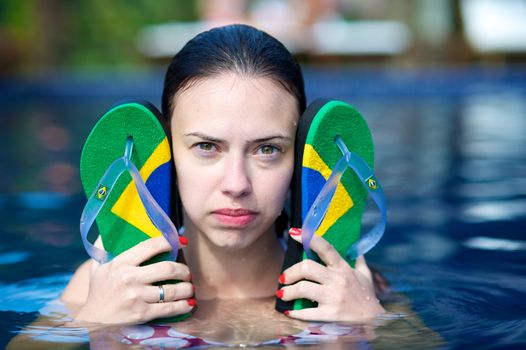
left=1, top=0, right=526, bottom=73
left=1, top=1, right=526, bottom=349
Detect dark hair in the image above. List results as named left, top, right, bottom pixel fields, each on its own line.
left=161, top=24, right=306, bottom=121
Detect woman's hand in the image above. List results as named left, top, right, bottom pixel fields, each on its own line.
left=277, top=228, right=385, bottom=322
left=76, top=237, right=195, bottom=324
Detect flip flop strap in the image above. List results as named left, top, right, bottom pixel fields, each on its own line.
left=302, top=137, right=387, bottom=260
left=80, top=139, right=179, bottom=264
left=343, top=150, right=387, bottom=260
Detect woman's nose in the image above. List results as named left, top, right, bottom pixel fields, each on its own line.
left=220, top=153, right=252, bottom=198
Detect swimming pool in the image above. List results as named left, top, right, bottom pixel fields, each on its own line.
left=1, top=66, right=525, bottom=349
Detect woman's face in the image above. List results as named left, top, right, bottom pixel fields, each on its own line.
left=170, top=73, right=299, bottom=251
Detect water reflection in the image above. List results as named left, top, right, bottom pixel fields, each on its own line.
left=460, top=92, right=526, bottom=159
left=461, top=199, right=526, bottom=222
left=382, top=231, right=457, bottom=264
left=7, top=296, right=443, bottom=349
left=0, top=274, right=69, bottom=313
left=1, top=68, right=526, bottom=349
left=0, top=100, right=109, bottom=197
left=455, top=92, right=526, bottom=224
left=464, top=236, right=526, bottom=251
left=401, top=262, right=526, bottom=349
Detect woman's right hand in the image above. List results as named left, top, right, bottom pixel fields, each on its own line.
left=75, top=237, right=195, bottom=324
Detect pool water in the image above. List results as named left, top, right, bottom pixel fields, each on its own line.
left=1, top=66, right=526, bottom=349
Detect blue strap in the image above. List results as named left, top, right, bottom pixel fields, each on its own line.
left=301, top=136, right=387, bottom=260
left=79, top=137, right=179, bottom=264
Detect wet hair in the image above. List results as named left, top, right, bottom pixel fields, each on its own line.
left=161, top=24, right=306, bottom=121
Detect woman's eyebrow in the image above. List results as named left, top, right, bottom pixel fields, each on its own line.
left=183, top=132, right=224, bottom=143
left=184, top=132, right=292, bottom=144
left=252, top=135, right=292, bottom=143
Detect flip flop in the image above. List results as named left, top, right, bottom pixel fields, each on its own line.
left=276, top=99, right=387, bottom=313
left=79, top=101, right=189, bottom=321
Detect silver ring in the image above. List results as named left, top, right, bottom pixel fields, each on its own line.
left=158, top=285, right=165, bottom=303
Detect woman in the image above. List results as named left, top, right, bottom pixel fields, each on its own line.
left=62, top=24, right=384, bottom=325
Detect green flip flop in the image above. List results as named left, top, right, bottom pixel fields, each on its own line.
left=276, top=99, right=387, bottom=313
left=79, top=101, right=190, bottom=321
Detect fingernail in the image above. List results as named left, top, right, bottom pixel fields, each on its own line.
left=289, top=228, right=302, bottom=236
left=187, top=298, right=197, bottom=307
left=284, top=310, right=290, bottom=316
left=275, top=289, right=284, bottom=299
left=279, top=273, right=285, bottom=284
left=179, top=236, right=189, bottom=246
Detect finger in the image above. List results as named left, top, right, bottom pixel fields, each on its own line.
left=286, top=305, right=382, bottom=323
left=114, top=237, right=172, bottom=266
left=146, top=282, right=194, bottom=304
left=289, top=229, right=344, bottom=268
left=282, top=259, right=331, bottom=285
left=138, top=261, right=191, bottom=284
left=146, top=299, right=196, bottom=320
left=355, top=256, right=373, bottom=284
left=279, top=280, right=327, bottom=304
left=284, top=307, right=334, bottom=322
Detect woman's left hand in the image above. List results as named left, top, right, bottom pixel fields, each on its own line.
left=277, top=228, right=385, bottom=322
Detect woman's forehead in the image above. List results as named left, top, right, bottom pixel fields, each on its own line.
left=171, top=73, right=299, bottom=132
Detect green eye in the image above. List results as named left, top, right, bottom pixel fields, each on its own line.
left=260, top=145, right=276, bottom=154
left=257, top=145, right=281, bottom=159
left=198, top=143, right=214, bottom=151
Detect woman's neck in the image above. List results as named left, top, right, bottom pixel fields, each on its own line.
left=181, top=226, right=285, bottom=300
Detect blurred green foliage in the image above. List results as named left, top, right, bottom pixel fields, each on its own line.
left=0, top=0, right=198, bottom=72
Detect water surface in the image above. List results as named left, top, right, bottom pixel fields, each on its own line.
left=1, top=66, right=525, bottom=349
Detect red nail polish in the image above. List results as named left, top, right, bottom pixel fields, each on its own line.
left=279, top=273, right=285, bottom=284
left=187, top=298, right=197, bottom=307
left=179, top=236, right=189, bottom=246
left=275, top=289, right=284, bottom=299
left=289, top=228, right=302, bottom=236
left=284, top=310, right=290, bottom=316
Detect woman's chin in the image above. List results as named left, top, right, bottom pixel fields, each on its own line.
left=207, top=229, right=261, bottom=252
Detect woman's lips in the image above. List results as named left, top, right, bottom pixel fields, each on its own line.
left=211, top=208, right=258, bottom=227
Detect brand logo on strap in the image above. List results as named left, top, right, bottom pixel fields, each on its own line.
left=367, top=178, right=377, bottom=190
left=96, top=185, right=108, bottom=200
